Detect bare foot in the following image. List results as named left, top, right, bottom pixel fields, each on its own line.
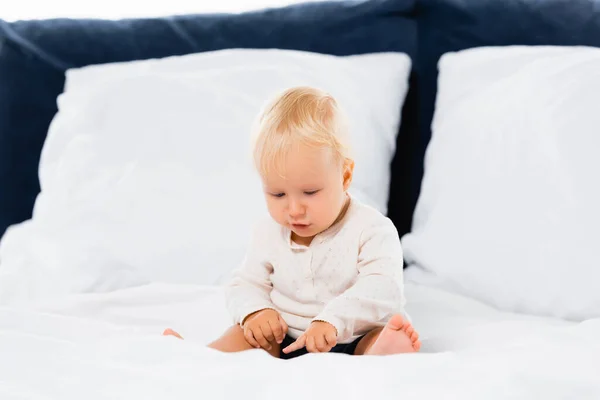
left=163, top=328, right=184, bottom=339
left=366, top=315, right=421, bottom=355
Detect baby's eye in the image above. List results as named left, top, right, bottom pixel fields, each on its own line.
left=304, top=190, right=319, bottom=196
left=271, top=193, right=285, bottom=198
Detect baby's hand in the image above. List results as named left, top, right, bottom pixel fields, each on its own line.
left=242, top=309, right=288, bottom=351
left=282, top=321, right=337, bottom=354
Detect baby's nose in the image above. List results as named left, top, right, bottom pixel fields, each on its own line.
left=288, top=200, right=305, bottom=217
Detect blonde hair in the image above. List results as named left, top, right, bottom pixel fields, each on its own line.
left=252, top=86, right=352, bottom=177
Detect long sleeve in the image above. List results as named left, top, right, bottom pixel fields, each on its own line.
left=313, top=220, right=405, bottom=342
left=225, top=224, right=276, bottom=325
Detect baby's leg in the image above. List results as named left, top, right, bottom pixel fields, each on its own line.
left=208, top=325, right=281, bottom=357
left=353, top=315, right=421, bottom=355
left=209, top=325, right=281, bottom=357
left=164, top=325, right=280, bottom=357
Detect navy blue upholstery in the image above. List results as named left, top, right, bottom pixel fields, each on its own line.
left=0, top=0, right=417, bottom=239
left=413, top=0, right=600, bottom=213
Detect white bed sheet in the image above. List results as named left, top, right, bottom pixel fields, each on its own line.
left=1, top=281, right=599, bottom=399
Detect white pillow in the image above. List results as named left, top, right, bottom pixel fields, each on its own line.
left=402, top=46, right=600, bottom=321
left=0, top=48, right=411, bottom=303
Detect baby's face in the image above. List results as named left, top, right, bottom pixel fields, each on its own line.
left=262, top=145, right=352, bottom=243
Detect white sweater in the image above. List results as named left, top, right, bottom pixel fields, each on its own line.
left=225, top=197, right=406, bottom=343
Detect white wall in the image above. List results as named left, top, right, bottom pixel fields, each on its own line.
left=3, top=0, right=324, bottom=21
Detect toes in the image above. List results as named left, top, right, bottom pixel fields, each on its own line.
left=411, top=331, right=419, bottom=342
left=405, top=325, right=414, bottom=336
left=163, top=328, right=183, bottom=339
left=387, top=315, right=405, bottom=331
left=413, top=339, right=421, bottom=351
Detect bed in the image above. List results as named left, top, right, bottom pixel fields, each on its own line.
left=1, top=0, right=600, bottom=398
left=2, top=279, right=599, bottom=399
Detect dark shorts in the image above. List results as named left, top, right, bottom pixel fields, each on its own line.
left=279, top=334, right=365, bottom=360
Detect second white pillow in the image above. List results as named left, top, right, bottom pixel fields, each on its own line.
left=403, top=46, right=600, bottom=321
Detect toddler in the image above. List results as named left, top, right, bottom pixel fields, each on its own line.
left=164, top=86, right=420, bottom=358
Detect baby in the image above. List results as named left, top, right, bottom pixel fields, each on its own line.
left=164, top=86, right=420, bottom=358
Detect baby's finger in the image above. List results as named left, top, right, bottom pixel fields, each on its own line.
left=315, top=334, right=329, bottom=352
left=282, top=335, right=306, bottom=354
left=325, top=331, right=337, bottom=347
left=253, top=328, right=272, bottom=350
left=269, top=319, right=284, bottom=344
left=306, top=335, right=317, bottom=353
left=244, top=328, right=261, bottom=349
left=279, top=315, right=289, bottom=335
left=260, top=323, right=275, bottom=344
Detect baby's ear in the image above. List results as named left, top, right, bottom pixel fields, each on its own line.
left=343, top=159, right=355, bottom=191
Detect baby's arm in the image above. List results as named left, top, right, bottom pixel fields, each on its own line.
left=313, top=220, right=405, bottom=342
left=225, top=225, right=277, bottom=326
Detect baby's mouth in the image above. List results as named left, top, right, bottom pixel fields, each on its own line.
left=291, top=223, right=311, bottom=230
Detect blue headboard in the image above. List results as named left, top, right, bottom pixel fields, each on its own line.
left=1, top=0, right=600, bottom=241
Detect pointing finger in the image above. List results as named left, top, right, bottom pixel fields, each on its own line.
left=282, top=335, right=306, bottom=354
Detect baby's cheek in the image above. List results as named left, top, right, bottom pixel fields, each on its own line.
left=267, top=206, right=285, bottom=225
left=323, top=204, right=340, bottom=225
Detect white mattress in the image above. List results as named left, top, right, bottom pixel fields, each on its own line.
left=1, top=281, right=599, bottom=399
